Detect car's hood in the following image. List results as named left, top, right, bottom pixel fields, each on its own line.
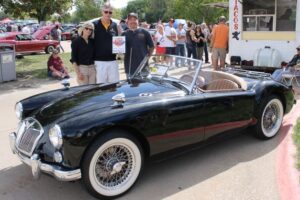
left=37, top=79, right=185, bottom=123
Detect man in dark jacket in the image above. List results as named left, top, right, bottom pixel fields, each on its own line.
left=93, top=3, right=121, bottom=84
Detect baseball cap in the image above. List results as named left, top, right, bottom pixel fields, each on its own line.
left=127, top=12, right=138, bottom=19
left=219, top=16, right=226, bottom=22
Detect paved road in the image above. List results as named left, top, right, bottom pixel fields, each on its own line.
left=0, top=78, right=299, bottom=200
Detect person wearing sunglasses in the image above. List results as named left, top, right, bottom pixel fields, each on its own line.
left=93, top=2, right=122, bottom=84
left=71, top=22, right=96, bottom=85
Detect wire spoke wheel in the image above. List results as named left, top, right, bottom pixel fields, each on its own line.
left=83, top=133, right=143, bottom=199
left=95, top=145, right=133, bottom=188
left=260, top=98, right=283, bottom=138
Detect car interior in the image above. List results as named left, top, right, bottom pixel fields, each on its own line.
left=181, top=70, right=248, bottom=92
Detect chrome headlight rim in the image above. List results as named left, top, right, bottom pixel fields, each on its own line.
left=49, top=124, right=63, bottom=150
left=15, top=102, right=23, bottom=120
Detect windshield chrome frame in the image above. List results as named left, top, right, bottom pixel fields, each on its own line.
left=131, top=55, right=203, bottom=94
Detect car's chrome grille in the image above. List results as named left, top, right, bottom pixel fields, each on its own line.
left=16, top=118, right=44, bottom=156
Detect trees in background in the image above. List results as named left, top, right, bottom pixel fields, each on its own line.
left=71, top=0, right=121, bottom=23
left=122, top=0, right=228, bottom=24
left=1, top=0, right=73, bottom=23
left=0, top=0, right=228, bottom=24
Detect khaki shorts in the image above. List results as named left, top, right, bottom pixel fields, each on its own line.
left=78, top=65, right=96, bottom=85
left=212, top=48, right=227, bottom=61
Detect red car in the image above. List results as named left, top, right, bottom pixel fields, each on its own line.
left=33, top=25, right=71, bottom=41
left=33, top=25, right=55, bottom=40
left=0, top=32, right=59, bottom=55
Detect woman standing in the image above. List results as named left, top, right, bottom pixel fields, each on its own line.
left=186, top=22, right=197, bottom=65
left=195, top=25, right=206, bottom=60
left=71, top=22, right=95, bottom=85
left=154, top=24, right=167, bottom=55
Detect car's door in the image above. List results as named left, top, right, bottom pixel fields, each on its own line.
left=202, top=91, right=254, bottom=140
left=147, top=94, right=206, bottom=155
left=15, top=34, right=29, bottom=53
left=24, top=34, right=40, bottom=52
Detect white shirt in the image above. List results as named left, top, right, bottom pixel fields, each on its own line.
left=164, top=26, right=177, bottom=47
left=57, top=29, right=62, bottom=41
left=176, top=28, right=186, bottom=45
left=155, top=32, right=168, bottom=47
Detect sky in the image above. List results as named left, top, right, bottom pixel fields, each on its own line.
left=110, top=0, right=131, bottom=9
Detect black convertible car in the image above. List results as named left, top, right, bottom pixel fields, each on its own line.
left=9, top=55, right=295, bottom=199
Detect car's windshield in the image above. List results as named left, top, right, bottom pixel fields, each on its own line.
left=132, top=55, right=202, bottom=93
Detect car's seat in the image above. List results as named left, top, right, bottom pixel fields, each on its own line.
left=180, top=74, right=206, bottom=87
left=203, top=79, right=239, bottom=90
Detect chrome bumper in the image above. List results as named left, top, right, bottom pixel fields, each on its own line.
left=9, top=132, right=81, bottom=181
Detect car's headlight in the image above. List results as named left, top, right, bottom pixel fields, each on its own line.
left=49, top=124, right=63, bottom=149
left=15, top=102, right=23, bottom=120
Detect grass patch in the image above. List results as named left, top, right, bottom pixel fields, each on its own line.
left=16, top=53, right=73, bottom=79
left=293, top=118, right=300, bottom=169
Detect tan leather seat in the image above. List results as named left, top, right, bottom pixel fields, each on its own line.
left=204, top=79, right=239, bottom=90
left=180, top=75, right=206, bottom=87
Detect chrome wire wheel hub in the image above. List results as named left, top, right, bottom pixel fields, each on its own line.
left=261, top=99, right=283, bottom=137
left=263, top=105, right=278, bottom=130
left=95, top=145, right=133, bottom=188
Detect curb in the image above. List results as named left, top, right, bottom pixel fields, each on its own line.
left=277, top=101, right=300, bottom=200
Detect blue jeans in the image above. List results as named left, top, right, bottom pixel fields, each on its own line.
left=204, top=42, right=209, bottom=62
left=186, top=43, right=197, bottom=66
left=176, top=44, right=186, bottom=66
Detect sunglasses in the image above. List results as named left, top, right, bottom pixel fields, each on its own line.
left=103, top=10, right=113, bottom=15
left=85, top=27, right=93, bottom=31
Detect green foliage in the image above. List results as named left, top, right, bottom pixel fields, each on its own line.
left=0, top=10, right=12, bottom=20
left=69, top=0, right=122, bottom=23
left=1, top=0, right=73, bottom=23
left=122, top=0, right=228, bottom=24
left=71, top=0, right=103, bottom=23
left=293, top=118, right=300, bottom=169
left=167, top=0, right=228, bottom=24
left=122, top=0, right=149, bottom=21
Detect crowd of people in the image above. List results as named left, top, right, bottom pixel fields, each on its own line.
left=57, top=2, right=230, bottom=85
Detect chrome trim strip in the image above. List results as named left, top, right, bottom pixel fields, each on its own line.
left=9, top=132, right=17, bottom=154
left=10, top=132, right=81, bottom=181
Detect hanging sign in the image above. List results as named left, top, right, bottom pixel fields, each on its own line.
left=232, top=0, right=241, bottom=40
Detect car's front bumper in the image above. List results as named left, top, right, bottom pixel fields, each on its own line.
left=9, top=132, right=81, bottom=181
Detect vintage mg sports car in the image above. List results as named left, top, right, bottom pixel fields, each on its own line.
left=9, top=55, right=295, bottom=199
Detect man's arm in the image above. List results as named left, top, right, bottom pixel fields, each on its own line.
left=288, top=55, right=298, bottom=67
left=145, top=30, right=154, bottom=56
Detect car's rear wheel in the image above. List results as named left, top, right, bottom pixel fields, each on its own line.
left=45, top=45, right=55, bottom=54
left=82, top=130, right=143, bottom=199
left=254, top=96, right=284, bottom=139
